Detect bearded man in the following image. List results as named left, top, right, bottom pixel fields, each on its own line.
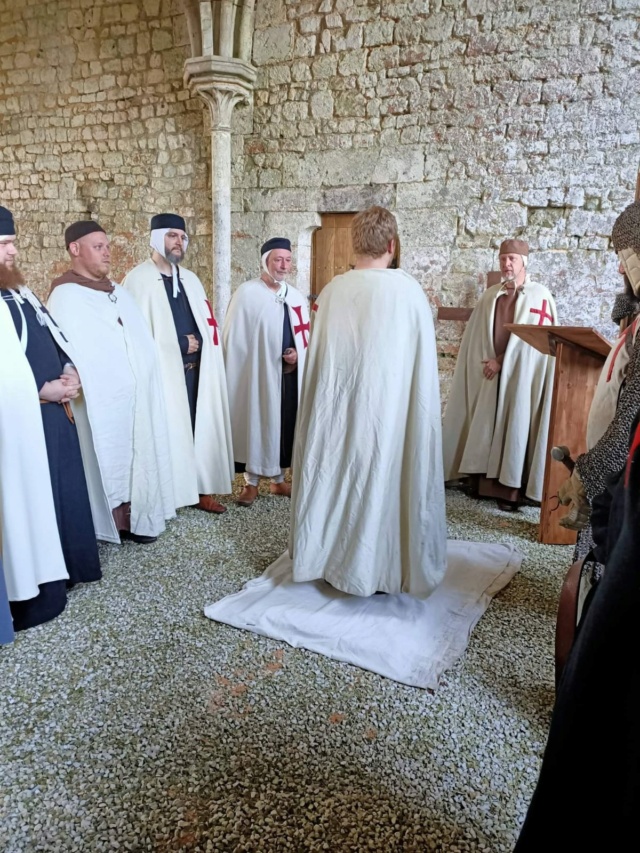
left=0, top=206, right=105, bottom=630
left=123, top=213, right=234, bottom=514
left=442, top=239, right=557, bottom=510
left=223, top=237, right=310, bottom=508
left=48, top=220, right=175, bottom=544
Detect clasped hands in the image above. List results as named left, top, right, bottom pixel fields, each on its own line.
left=39, top=365, right=81, bottom=404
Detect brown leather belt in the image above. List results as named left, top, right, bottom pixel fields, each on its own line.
left=40, top=399, right=75, bottom=424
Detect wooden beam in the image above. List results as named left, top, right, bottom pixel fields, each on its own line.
left=437, top=307, right=474, bottom=321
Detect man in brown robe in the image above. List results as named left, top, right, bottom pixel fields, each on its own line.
left=442, top=239, right=557, bottom=510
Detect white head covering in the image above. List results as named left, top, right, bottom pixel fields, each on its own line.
left=150, top=228, right=189, bottom=298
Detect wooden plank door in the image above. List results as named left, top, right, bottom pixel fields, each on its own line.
left=311, top=213, right=357, bottom=300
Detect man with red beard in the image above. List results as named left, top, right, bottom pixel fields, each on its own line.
left=0, top=205, right=103, bottom=630
left=48, top=220, right=176, bottom=544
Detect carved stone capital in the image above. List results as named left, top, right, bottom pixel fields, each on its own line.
left=184, top=56, right=256, bottom=130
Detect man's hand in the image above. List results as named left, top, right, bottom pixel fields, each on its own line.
left=40, top=378, right=80, bottom=404
left=61, top=364, right=81, bottom=388
left=283, top=347, right=297, bottom=366
left=185, top=334, right=200, bottom=355
left=482, top=358, right=502, bottom=380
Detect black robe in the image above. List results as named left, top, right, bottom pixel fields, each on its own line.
left=0, top=556, right=13, bottom=645
left=514, top=415, right=640, bottom=851
left=3, top=292, right=101, bottom=631
left=161, top=272, right=202, bottom=433
left=280, top=306, right=298, bottom=469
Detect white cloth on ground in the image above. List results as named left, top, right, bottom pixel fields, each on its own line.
left=122, top=260, right=234, bottom=505
left=204, top=541, right=521, bottom=690
left=223, top=278, right=309, bottom=478
left=290, top=267, right=447, bottom=597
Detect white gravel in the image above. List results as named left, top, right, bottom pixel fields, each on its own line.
left=0, top=480, right=571, bottom=852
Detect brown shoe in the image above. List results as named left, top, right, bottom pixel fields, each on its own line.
left=270, top=481, right=291, bottom=497
left=236, top=484, right=258, bottom=507
left=196, top=495, right=227, bottom=514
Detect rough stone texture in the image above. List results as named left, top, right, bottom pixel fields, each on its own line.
left=0, top=0, right=638, bottom=399
left=0, top=0, right=212, bottom=300
left=240, top=0, right=640, bottom=396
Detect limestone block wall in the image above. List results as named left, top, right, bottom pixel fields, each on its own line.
left=0, top=0, right=638, bottom=396
left=0, top=0, right=210, bottom=301
left=233, top=0, right=640, bottom=389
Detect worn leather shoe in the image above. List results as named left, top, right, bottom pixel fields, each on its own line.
left=120, top=530, right=158, bottom=544
left=196, top=495, right=227, bottom=514
left=270, top=481, right=291, bottom=497
left=236, top=484, right=258, bottom=507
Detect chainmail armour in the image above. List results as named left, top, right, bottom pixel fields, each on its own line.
left=573, top=201, right=640, bottom=561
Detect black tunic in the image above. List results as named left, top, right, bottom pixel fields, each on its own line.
left=280, top=306, right=298, bottom=469
left=161, top=272, right=202, bottom=433
left=514, top=413, right=640, bottom=851
left=3, top=292, right=101, bottom=631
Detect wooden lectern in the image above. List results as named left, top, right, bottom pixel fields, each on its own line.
left=504, top=325, right=611, bottom=545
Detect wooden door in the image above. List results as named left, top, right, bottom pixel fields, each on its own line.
left=311, top=213, right=357, bottom=300
left=311, top=212, right=402, bottom=300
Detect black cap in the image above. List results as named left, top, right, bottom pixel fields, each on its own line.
left=0, top=205, right=15, bottom=237
left=261, top=237, right=291, bottom=255
left=150, top=213, right=186, bottom=231
left=65, top=220, right=106, bottom=248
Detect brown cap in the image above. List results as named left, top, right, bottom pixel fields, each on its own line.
left=499, top=239, right=529, bottom=256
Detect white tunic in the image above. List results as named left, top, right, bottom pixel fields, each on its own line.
left=122, top=260, right=234, bottom=505
left=586, top=318, right=638, bottom=449
left=0, top=298, right=68, bottom=600
left=442, top=278, right=557, bottom=501
left=48, top=282, right=176, bottom=539
left=223, top=278, right=310, bottom=478
left=290, top=268, right=447, bottom=598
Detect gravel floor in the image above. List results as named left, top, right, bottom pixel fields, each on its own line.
left=0, top=482, right=571, bottom=853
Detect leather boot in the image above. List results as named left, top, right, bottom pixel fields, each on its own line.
left=196, top=495, right=227, bottom=514
left=270, top=481, right=291, bottom=497
left=236, top=484, right=259, bottom=507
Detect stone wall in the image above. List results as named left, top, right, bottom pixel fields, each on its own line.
left=0, top=0, right=209, bottom=301
left=234, top=0, right=640, bottom=386
left=0, top=0, right=639, bottom=391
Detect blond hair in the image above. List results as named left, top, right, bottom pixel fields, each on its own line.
left=351, top=206, right=398, bottom=259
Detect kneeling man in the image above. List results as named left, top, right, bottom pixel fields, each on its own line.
left=290, top=206, right=447, bottom=597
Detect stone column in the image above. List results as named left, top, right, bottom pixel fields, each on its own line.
left=184, top=57, right=256, bottom=322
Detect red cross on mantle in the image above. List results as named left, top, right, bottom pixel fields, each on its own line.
left=529, top=299, right=553, bottom=326
left=292, top=305, right=310, bottom=349
left=204, top=299, right=219, bottom=345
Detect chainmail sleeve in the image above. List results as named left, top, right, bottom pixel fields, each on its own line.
left=576, top=333, right=640, bottom=500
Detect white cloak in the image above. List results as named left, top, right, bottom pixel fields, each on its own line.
left=48, top=282, right=176, bottom=539
left=122, top=260, right=234, bottom=505
left=586, top=318, right=637, bottom=449
left=0, top=298, right=68, bottom=600
left=442, top=278, right=557, bottom=501
left=223, top=278, right=310, bottom=477
left=289, top=268, right=447, bottom=598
